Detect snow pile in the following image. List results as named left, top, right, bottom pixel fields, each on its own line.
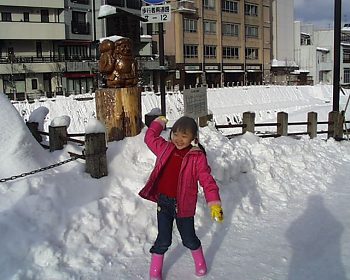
left=0, top=94, right=53, bottom=178
left=1, top=86, right=350, bottom=279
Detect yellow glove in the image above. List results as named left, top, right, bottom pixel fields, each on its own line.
left=210, top=204, right=224, bottom=223
left=156, top=116, right=168, bottom=124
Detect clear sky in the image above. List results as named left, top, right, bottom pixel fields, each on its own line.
left=294, top=0, right=350, bottom=29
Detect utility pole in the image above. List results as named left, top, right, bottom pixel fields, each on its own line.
left=333, top=0, right=342, bottom=112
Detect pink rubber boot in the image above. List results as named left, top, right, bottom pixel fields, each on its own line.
left=191, top=246, right=207, bottom=276
left=149, top=253, right=164, bottom=280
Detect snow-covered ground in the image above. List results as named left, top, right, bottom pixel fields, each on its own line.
left=1, top=85, right=350, bottom=280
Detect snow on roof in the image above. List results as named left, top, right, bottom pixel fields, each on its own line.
left=99, top=35, right=125, bottom=43
left=271, top=59, right=298, bottom=68
left=98, top=4, right=116, bottom=18
left=301, top=32, right=311, bottom=37
left=316, top=47, right=330, bottom=52
left=291, top=69, right=310, bottom=74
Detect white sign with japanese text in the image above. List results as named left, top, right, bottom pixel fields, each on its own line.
left=183, top=87, right=208, bottom=118
left=141, top=4, right=171, bottom=23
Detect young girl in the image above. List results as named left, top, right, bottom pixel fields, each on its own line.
left=139, top=116, right=223, bottom=280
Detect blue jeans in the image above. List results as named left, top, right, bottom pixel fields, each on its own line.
left=150, top=194, right=201, bottom=255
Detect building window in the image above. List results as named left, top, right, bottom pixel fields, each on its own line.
left=222, top=0, right=238, bottom=13
left=245, top=48, right=258, bottom=60
left=222, top=22, right=239, bottom=36
left=70, top=0, right=89, bottom=4
left=184, top=18, right=197, bottom=33
left=1, top=12, right=12, bottom=22
left=301, top=34, right=311, bottom=45
left=204, top=20, right=216, bottom=34
left=245, top=25, right=259, bottom=38
left=344, top=68, right=350, bottom=83
left=204, top=0, right=215, bottom=10
left=205, top=45, right=217, bottom=59
left=223, top=47, right=239, bottom=59
left=72, top=11, right=89, bottom=34
left=31, top=79, right=38, bottom=90
left=36, top=42, right=43, bottom=58
left=245, top=3, right=258, bottom=16
left=106, top=0, right=124, bottom=7
left=23, top=12, right=29, bottom=22
left=343, top=49, right=350, bottom=63
left=41, top=10, right=49, bottom=22
left=184, top=45, right=198, bottom=58
left=151, top=23, right=166, bottom=35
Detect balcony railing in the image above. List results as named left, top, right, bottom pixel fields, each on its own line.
left=71, top=22, right=90, bottom=35
left=0, top=55, right=97, bottom=64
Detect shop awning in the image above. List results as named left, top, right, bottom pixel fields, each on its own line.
left=185, top=70, right=203, bottom=73
left=223, top=70, right=244, bottom=73
left=205, top=70, right=221, bottom=73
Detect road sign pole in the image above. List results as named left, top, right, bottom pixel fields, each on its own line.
left=159, top=22, right=166, bottom=116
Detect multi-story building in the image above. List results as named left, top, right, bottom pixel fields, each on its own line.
left=152, top=0, right=271, bottom=89
left=0, top=0, right=97, bottom=100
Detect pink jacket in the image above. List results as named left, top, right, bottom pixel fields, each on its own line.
left=139, top=120, right=221, bottom=218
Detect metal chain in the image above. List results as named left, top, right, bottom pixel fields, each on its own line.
left=0, top=156, right=79, bottom=183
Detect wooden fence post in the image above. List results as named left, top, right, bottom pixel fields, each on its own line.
left=199, top=113, right=213, bottom=127
left=49, top=125, right=67, bottom=152
left=277, top=112, right=288, bottom=136
left=307, top=112, right=318, bottom=139
left=85, top=132, right=108, bottom=178
left=328, top=111, right=344, bottom=139
left=26, top=121, right=42, bottom=143
left=243, top=112, right=255, bottom=134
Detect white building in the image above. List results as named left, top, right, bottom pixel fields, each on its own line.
left=294, top=21, right=350, bottom=85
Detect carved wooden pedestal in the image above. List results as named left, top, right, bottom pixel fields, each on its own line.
left=95, top=87, right=142, bottom=141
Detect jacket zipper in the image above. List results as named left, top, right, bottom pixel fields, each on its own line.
left=176, top=150, right=196, bottom=216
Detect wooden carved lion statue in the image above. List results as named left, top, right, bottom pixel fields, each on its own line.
left=99, top=38, right=138, bottom=88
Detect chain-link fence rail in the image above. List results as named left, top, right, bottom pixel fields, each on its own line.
left=0, top=156, right=79, bottom=183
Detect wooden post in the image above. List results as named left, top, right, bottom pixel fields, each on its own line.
left=328, top=111, right=344, bottom=139
left=49, top=125, right=67, bottom=152
left=243, top=112, right=255, bottom=134
left=277, top=112, right=288, bottom=136
left=85, top=132, right=108, bottom=178
left=199, top=113, right=213, bottom=127
left=307, top=112, right=318, bottom=139
left=121, top=87, right=142, bottom=137
left=26, top=121, right=42, bottom=143
left=95, top=87, right=142, bottom=141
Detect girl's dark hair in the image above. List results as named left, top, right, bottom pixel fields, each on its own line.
left=171, top=116, right=206, bottom=154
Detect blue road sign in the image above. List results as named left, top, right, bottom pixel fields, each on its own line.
left=143, top=0, right=165, bottom=4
